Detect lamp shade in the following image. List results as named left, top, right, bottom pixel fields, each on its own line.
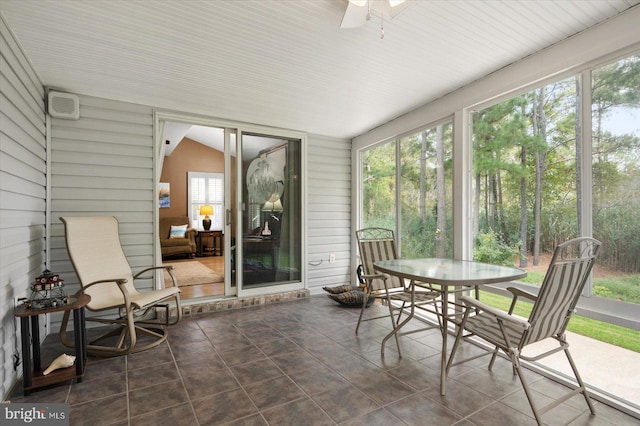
left=199, top=205, right=213, bottom=216
left=263, top=199, right=283, bottom=211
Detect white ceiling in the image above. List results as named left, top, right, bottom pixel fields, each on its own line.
left=162, top=123, right=283, bottom=158
left=1, top=0, right=638, bottom=140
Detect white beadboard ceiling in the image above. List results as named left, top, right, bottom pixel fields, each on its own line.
left=1, top=0, right=638, bottom=139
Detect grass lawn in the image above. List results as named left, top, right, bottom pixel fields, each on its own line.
left=479, top=291, right=640, bottom=353
left=593, top=275, right=640, bottom=304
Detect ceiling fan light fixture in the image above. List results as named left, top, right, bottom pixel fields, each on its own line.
left=341, top=0, right=411, bottom=33
left=349, top=0, right=407, bottom=6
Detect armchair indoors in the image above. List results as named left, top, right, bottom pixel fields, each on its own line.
left=159, top=216, right=197, bottom=259
left=59, top=216, right=182, bottom=357
left=355, top=228, right=441, bottom=357
left=446, top=237, right=601, bottom=425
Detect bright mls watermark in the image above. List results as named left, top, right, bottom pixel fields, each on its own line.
left=2, top=404, right=68, bottom=425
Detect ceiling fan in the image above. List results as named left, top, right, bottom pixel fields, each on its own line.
left=340, top=0, right=410, bottom=37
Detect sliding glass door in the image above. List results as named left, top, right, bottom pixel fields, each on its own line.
left=237, top=131, right=302, bottom=295
left=156, top=113, right=305, bottom=299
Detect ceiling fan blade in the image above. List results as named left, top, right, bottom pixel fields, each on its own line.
left=340, top=1, right=368, bottom=29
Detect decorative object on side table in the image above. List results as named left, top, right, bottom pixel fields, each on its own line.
left=200, top=205, right=213, bottom=230
left=25, top=269, right=67, bottom=309
left=43, top=354, right=76, bottom=375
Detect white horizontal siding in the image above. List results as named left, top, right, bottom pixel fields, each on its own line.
left=306, top=135, right=352, bottom=293
left=0, top=16, right=45, bottom=400
left=49, top=95, right=155, bottom=325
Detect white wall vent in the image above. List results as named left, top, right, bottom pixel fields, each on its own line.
left=48, top=91, right=80, bottom=120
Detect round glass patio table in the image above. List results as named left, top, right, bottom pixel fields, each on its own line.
left=374, top=258, right=527, bottom=395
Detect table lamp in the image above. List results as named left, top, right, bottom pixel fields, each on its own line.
left=199, top=205, right=213, bottom=230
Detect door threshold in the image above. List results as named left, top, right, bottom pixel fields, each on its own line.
left=181, top=289, right=310, bottom=316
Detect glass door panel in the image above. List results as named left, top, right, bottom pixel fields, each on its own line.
left=225, top=128, right=236, bottom=295
left=239, top=133, right=301, bottom=291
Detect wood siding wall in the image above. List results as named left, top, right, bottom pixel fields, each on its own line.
left=0, top=16, right=46, bottom=399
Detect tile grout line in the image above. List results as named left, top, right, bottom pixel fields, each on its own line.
left=124, top=353, right=131, bottom=426
left=239, top=319, right=340, bottom=425
left=164, top=340, right=201, bottom=426
left=203, top=318, right=272, bottom=425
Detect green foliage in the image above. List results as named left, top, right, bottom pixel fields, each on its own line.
left=401, top=213, right=453, bottom=259
left=512, top=265, right=640, bottom=304
left=474, top=231, right=519, bottom=266
left=362, top=141, right=397, bottom=226
left=593, top=275, right=640, bottom=304
left=593, top=285, right=613, bottom=298
left=520, top=271, right=545, bottom=284
left=504, top=271, right=640, bottom=305
left=469, top=54, right=640, bottom=271
left=594, top=188, right=640, bottom=273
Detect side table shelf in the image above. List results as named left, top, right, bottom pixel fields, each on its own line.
left=197, top=230, right=224, bottom=257
left=14, top=294, right=90, bottom=395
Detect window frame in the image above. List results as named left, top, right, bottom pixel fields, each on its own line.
left=354, top=49, right=640, bottom=332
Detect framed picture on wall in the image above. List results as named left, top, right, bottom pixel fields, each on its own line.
left=158, top=182, right=170, bottom=208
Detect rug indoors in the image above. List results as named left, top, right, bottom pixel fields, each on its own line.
left=163, top=261, right=224, bottom=287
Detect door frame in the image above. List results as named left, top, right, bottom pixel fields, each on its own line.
left=153, top=111, right=236, bottom=297
left=153, top=111, right=307, bottom=299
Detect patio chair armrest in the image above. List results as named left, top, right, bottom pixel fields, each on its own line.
left=506, top=286, right=538, bottom=303
left=361, top=273, right=387, bottom=281
left=460, top=295, right=530, bottom=329
left=82, top=278, right=128, bottom=291
left=134, top=265, right=178, bottom=287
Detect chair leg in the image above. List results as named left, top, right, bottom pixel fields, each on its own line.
left=355, top=292, right=369, bottom=335
left=488, top=346, right=501, bottom=370
left=563, top=346, right=596, bottom=415
left=510, top=350, right=544, bottom=426
left=65, top=311, right=168, bottom=357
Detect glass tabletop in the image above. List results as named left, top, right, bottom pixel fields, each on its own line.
left=374, top=258, right=527, bottom=286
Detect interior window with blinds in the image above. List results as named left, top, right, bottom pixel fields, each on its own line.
left=188, top=172, right=224, bottom=230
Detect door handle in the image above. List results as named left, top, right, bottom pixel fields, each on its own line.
left=226, top=209, right=232, bottom=226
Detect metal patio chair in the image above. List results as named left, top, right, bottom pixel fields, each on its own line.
left=60, top=216, right=182, bottom=356
left=446, top=237, right=601, bottom=425
left=355, top=227, right=441, bottom=357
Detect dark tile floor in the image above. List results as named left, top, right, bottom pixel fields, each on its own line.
left=8, top=295, right=639, bottom=426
